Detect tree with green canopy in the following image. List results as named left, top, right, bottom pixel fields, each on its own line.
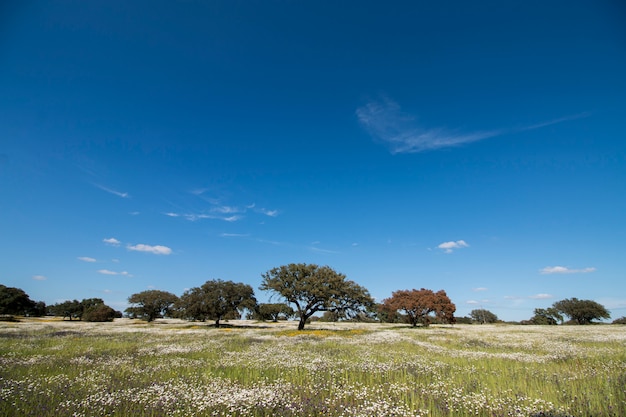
left=256, top=303, right=294, bottom=322
left=0, top=285, right=39, bottom=316
left=552, top=298, right=610, bottom=324
left=469, top=308, right=499, bottom=324
left=126, top=290, right=178, bottom=322
left=175, top=279, right=256, bottom=327
left=260, top=263, right=374, bottom=330
left=530, top=307, right=563, bottom=325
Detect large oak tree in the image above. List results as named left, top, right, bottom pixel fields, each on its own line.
left=552, top=298, right=610, bottom=324
left=175, top=279, right=256, bottom=327
left=126, top=290, right=178, bottom=322
left=260, top=263, right=373, bottom=330
left=382, top=288, right=455, bottom=327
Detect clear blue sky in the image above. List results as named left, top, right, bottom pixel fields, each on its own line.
left=2, top=1, right=625, bottom=321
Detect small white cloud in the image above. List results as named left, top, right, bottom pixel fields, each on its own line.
left=98, top=269, right=132, bottom=277
left=530, top=293, right=553, bottom=299
left=127, top=244, right=172, bottom=255
left=466, top=300, right=480, bottom=305
left=224, top=215, right=242, bottom=222
left=258, top=208, right=279, bottom=217
left=219, top=233, right=250, bottom=237
left=78, top=256, right=97, bottom=263
left=212, top=205, right=241, bottom=214
left=164, top=212, right=180, bottom=217
left=473, top=287, right=488, bottom=292
left=540, top=266, right=596, bottom=274
left=103, top=237, right=121, bottom=246
left=32, top=275, right=47, bottom=281
left=437, top=240, right=469, bottom=253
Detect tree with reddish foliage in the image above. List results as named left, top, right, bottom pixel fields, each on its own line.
left=382, top=288, right=456, bottom=327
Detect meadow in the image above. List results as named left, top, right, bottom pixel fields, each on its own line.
left=1, top=318, right=624, bottom=417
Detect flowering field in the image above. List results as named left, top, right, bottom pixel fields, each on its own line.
left=1, top=319, right=625, bottom=417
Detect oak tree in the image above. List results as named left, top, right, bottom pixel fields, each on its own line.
left=126, top=290, right=178, bottom=322
left=260, top=263, right=373, bottom=330
left=175, top=279, right=256, bottom=327
left=382, top=288, right=455, bottom=327
left=552, top=298, right=610, bottom=324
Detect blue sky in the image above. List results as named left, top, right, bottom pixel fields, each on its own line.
left=2, top=1, right=625, bottom=321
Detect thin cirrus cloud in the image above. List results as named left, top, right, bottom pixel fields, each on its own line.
left=437, top=240, right=469, bottom=253
left=94, top=184, right=130, bottom=198
left=356, top=97, right=589, bottom=154
left=103, top=237, right=121, bottom=246
left=540, top=266, right=596, bottom=274
left=164, top=205, right=277, bottom=222
left=530, top=293, right=553, bottom=299
left=98, top=269, right=132, bottom=277
left=32, top=275, right=47, bottom=281
left=127, top=244, right=172, bottom=255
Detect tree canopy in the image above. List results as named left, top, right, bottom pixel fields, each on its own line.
left=175, top=279, right=256, bottom=327
left=256, top=303, right=294, bottom=322
left=0, top=285, right=42, bottom=316
left=469, top=308, right=499, bottom=324
left=260, top=263, right=374, bottom=330
left=529, top=307, right=563, bottom=325
left=382, top=288, right=456, bottom=327
left=552, top=298, right=610, bottom=324
left=126, top=290, right=178, bottom=322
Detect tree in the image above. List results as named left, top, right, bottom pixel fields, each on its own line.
left=552, top=298, right=610, bottom=325
left=256, top=303, right=294, bottom=322
left=48, top=298, right=120, bottom=321
left=469, top=309, right=498, bottom=324
left=175, top=279, right=256, bottom=327
left=530, top=307, right=563, bottom=325
left=126, top=290, right=178, bottom=322
left=0, top=285, right=37, bottom=316
left=49, top=299, right=83, bottom=320
left=260, top=263, right=374, bottom=330
left=83, top=304, right=119, bottom=322
left=382, top=288, right=456, bottom=327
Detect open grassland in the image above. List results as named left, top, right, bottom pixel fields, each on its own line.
left=1, top=319, right=625, bottom=417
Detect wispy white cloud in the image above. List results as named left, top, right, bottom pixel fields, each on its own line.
left=94, top=184, right=129, bottom=198
left=98, top=269, right=132, bottom=277
left=529, top=293, right=553, bottom=299
left=540, top=266, right=596, bottom=274
left=78, top=256, right=97, bottom=262
left=103, top=237, right=121, bottom=246
left=356, top=97, right=589, bottom=154
left=309, top=246, right=340, bottom=254
left=257, top=208, right=279, bottom=217
left=466, top=300, right=480, bottom=305
left=473, top=287, right=488, bottom=292
left=127, top=243, right=172, bottom=255
left=32, top=275, right=47, bottom=281
left=437, top=240, right=469, bottom=253
left=219, top=233, right=250, bottom=238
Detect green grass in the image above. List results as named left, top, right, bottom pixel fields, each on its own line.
left=1, top=319, right=624, bottom=416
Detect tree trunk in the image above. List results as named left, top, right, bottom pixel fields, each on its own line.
left=297, top=316, right=307, bottom=330
left=215, top=318, right=220, bottom=328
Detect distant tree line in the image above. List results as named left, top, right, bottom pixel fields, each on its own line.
left=0, top=284, right=122, bottom=322
left=2, top=266, right=620, bottom=327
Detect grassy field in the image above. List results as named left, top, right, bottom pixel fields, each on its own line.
left=1, top=318, right=624, bottom=417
